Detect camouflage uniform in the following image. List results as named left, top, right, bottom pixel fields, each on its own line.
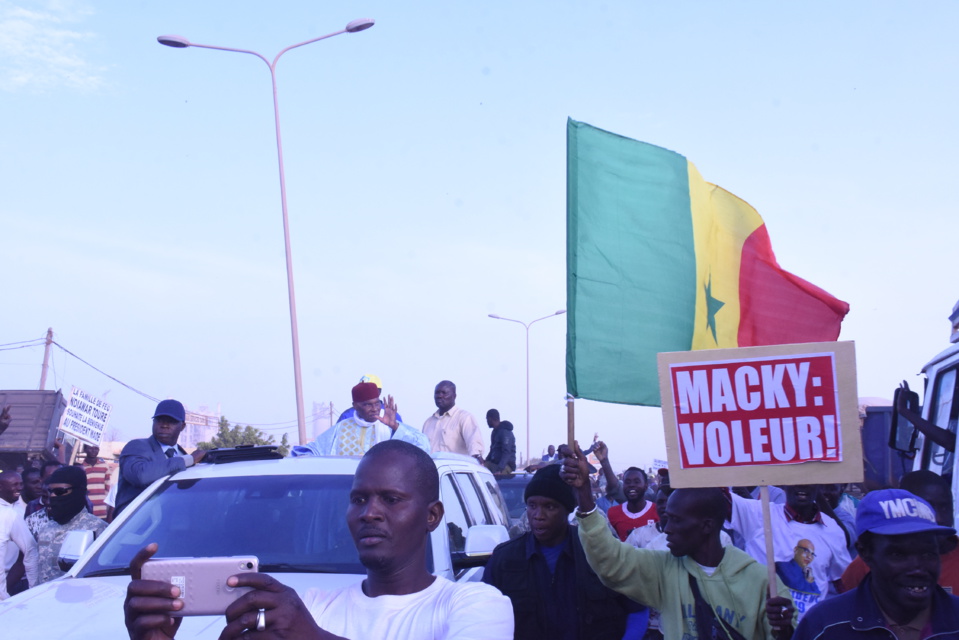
left=25, top=509, right=50, bottom=539
left=35, top=511, right=106, bottom=584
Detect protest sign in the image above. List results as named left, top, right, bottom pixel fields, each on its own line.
left=658, top=341, right=861, bottom=488
left=58, top=386, right=112, bottom=446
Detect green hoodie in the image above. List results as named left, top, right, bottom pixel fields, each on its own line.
left=579, top=510, right=795, bottom=640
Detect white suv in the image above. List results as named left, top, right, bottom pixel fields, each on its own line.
left=0, top=449, right=512, bottom=638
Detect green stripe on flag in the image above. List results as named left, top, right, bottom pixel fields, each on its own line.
left=566, top=119, right=697, bottom=405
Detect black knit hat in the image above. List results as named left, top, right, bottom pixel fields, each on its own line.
left=524, top=463, right=576, bottom=513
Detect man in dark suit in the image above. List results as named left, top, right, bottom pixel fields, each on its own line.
left=115, top=400, right=207, bottom=516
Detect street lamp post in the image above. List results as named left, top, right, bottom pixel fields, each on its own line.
left=488, top=310, right=566, bottom=464
left=158, top=19, right=375, bottom=446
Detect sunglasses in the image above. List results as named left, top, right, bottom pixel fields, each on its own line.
left=49, top=487, right=73, bottom=497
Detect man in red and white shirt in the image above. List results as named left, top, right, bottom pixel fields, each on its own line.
left=607, top=467, right=658, bottom=541
left=80, top=445, right=110, bottom=520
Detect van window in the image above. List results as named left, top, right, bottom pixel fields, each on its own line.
left=481, top=479, right=511, bottom=527
left=926, top=367, right=959, bottom=478
left=440, top=475, right=470, bottom=558
left=454, top=473, right=492, bottom=525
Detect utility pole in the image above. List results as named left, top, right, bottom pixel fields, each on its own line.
left=38, top=328, right=53, bottom=390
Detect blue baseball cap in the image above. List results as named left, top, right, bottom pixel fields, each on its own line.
left=856, top=488, right=956, bottom=537
left=152, top=399, right=186, bottom=423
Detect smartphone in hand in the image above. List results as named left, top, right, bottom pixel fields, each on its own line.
left=141, top=556, right=259, bottom=616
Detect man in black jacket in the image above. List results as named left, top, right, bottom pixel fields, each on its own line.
left=484, top=409, right=516, bottom=474
left=482, top=464, right=637, bottom=639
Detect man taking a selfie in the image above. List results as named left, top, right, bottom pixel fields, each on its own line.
left=123, top=440, right=513, bottom=639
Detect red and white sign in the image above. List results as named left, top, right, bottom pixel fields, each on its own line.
left=659, top=342, right=860, bottom=489
left=669, top=352, right=840, bottom=469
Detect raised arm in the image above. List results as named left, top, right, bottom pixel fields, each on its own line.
left=898, top=381, right=956, bottom=452
left=593, top=441, right=625, bottom=502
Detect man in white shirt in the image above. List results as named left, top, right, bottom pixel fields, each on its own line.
left=1, top=470, right=24, bottom=588
left=0, top=471, right=38, bottom=599
left=422, top=381, right=484, bottom=460
left=124, top=440, right=514, bottom=639
left=6, top=467, right=42, bottom=595
left=727, top=484, right=851, bottom=620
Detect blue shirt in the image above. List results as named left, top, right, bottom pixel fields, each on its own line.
left=530, top=533, right=579, bottom=640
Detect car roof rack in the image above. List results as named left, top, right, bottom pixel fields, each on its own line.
left=202, top=444, right=284, bottom=464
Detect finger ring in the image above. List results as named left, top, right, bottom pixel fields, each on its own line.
left=256, top=608, right=266, bottom=631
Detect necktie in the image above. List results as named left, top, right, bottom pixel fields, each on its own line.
left=165, top=448, right=176, bottom=459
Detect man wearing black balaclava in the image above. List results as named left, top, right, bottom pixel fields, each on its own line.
left=35, top=466, right=107, bottom=585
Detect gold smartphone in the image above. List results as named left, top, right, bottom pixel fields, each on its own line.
left=141, top=556, right=259, bottom=616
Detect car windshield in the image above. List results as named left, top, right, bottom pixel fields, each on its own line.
left=80, top=474, right=362, bottom=577
left=495, top=476, right=531, bottom=521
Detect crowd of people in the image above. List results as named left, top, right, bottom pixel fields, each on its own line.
left=0, top=440, right=112, bottom=599
left=3, top=374, right=959, bottom=639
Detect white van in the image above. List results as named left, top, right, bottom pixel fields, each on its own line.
left=890, top=299, right=959, bottom=519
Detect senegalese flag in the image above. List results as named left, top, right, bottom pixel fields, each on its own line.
left=566, top=119, right=850, bottom=406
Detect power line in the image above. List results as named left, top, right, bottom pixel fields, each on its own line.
left=4, top=335, right=318, bottom=433
left=0, top=337, right=45, bottom=348
left=50, top=339, right=320, bottom=430
left=0, top=343, right=44, bottom=353
left=235, top=409, right=334, bottom=430
left=51, top=341, right=159, bottom=403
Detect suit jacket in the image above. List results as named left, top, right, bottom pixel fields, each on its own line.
left=115, top=436, right=187, bottom=516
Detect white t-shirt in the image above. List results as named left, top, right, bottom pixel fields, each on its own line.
left=104, top=481, right=118, bottom=508
left=303, top=576, right=513, bottom=639
left=625, top=521, right=733, bottom=551
left=0, top=500, right=38, bottom=599
left=728, top=494, right=850, bottom=618
left=4, top=498, right=26, bottom=570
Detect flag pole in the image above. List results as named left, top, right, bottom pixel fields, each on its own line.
left=566, top=394, right=575, bottom=450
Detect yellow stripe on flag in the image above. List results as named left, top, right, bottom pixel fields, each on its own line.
left=687, top=161, right=764, bottom=350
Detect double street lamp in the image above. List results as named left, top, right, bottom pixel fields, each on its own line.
left=158, top=19, right=375, bottom=445
left=488, top=310, right=566, bottom=464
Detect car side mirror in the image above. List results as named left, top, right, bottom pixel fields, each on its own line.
left=889, top=386, right=920, bottom=457
left=452, top=524, right=509, bottom=570
left=57, top=530, right=96, bottom=572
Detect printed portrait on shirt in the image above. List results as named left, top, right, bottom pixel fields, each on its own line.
left=776, top=538, right=821, bottom=616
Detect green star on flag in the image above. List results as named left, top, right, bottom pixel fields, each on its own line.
left=704, top=274, right=725, bottom=344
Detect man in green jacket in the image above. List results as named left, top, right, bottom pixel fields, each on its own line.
left=561, top=441, right=796, bottom=640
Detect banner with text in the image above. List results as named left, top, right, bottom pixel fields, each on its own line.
left=658, top=342, right=861, bottom=488
left=58, top=386, right=112, bottom=446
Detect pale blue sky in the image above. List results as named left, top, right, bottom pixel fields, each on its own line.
left=2, top=1, right=957, bottom=471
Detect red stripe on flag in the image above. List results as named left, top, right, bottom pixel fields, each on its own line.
left=738, top=225, right=849, bottom=346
